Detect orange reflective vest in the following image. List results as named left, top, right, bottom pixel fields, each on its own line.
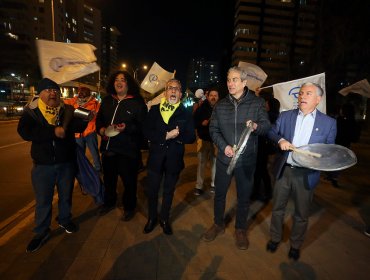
left=64, top=97, right=100, bottom=138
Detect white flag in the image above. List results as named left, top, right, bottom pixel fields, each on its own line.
left=36, top=39, right=100, bottom=84
left=339, top=79, right=370, bottom=98
left=238, top=61, right=268, bottom=91
left=140, top=62, right=174, bottom=94
left=273, top=73, right=326, bottom=113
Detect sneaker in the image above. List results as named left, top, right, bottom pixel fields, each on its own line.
left=209, top=186, right=215, bottom=194
left=235, top=229, right=249, bottom=250
left=194, top=188, right=204, bottom=196
left=26, top=230, right=50, bottom=253
left=201, top=224, right=225, bottom=242
left=59, top=222, right=78, bottom=234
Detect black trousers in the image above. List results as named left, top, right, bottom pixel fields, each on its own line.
left=102, top=153, right=139, bottom=211
left=146, top=169, right=179, bottom=221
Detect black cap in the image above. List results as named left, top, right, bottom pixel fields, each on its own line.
left=37, top=78, right=60, bottom=94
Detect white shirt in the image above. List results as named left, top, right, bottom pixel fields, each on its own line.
left=287, top=109, right=317, bottom=165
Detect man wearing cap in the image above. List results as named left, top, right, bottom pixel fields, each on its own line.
left=17, top=78, right=88, bottom=252
left=64, top=87, right=101, bottom=172
left=266, top=82, right=336, bottom=261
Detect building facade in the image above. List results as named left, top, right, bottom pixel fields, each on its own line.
left=187, top=58, right=220, bottom=90
left=232, top=0, right=320, bottom=85
left=0, top=0, right=119, bottom=94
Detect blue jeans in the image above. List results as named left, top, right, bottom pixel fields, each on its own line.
left=214, top=160, right=255, bottom=229
left=76, top=132, right=101, bottom=172
left=31, top=161, right=76, bottom=234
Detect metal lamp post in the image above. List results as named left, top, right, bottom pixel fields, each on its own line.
left=121, top=64, right=148, bottom=81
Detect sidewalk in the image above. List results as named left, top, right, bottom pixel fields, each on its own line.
left=1, top=129, right=369, bottom=279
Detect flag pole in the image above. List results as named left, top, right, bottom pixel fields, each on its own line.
left=51, top=0, right=55, bottom=41
left=259, top=85, right=273, bottom=90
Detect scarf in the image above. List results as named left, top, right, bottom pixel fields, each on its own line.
left=160, top=98, right=180, bottom=124
left=38, top=98, right=61, bottom=125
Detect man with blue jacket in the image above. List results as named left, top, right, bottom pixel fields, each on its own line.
left=266, top=82, right=337, bottom=261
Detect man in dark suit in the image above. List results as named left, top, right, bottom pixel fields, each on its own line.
left=142, top=79, right=195, bottom=235
left=266, top=82, right=337, bottom=261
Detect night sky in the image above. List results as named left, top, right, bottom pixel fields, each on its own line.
left=87, top=0, right=235, bottom=83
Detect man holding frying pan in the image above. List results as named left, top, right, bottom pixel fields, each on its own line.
left=266, top=82, right=337, bottom=261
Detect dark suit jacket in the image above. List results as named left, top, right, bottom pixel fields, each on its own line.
left=143, top=103, right=196, bottom=174
left=268, top=109, right=337, bottom=189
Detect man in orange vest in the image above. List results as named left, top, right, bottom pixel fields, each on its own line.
left=65, top=87, right=101, bottom=172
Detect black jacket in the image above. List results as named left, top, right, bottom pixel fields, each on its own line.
left=17, top=100, right=87, bottom=165
left=193, top=99, right=213, bottom=142
left=96, top=94, right=147, bottom=159
left=210, top=90, right=271, bottom=167
left=143, top=103, right=196, bottom=174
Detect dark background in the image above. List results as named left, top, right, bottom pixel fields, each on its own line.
left=87, top=0, right=234, bottom=83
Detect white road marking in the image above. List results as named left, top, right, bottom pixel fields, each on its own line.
left=0, top=194, right=58, bottom=246
left=0, top=141, right=28, bottom=149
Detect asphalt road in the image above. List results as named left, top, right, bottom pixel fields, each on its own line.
left=0, top=120, right=34, bottom=226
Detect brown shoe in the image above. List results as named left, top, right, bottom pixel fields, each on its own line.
left=235, top=229, right=249, bottom=250
left=202, top=224, right=225, bottom=242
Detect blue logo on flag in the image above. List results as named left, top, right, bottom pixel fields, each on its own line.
left=288, top=86, right=300, bottom=99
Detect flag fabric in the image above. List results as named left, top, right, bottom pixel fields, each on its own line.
left=147, top=91, right=165, bottom=110
left=339, top=79, right=370, bottom=98
left=36, top=39, right=100, bottom=84
left=75, top=146, right=104, bottom=205
left=238, top=61, right=268, bottom=91
left=272, top=73, right=326, bottom=113
left=140, top=62, right=174, bottom=94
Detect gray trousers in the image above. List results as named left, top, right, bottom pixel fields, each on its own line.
left=270, top=166, right=314, bottom=249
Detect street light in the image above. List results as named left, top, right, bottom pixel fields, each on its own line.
left=121, top=63, right=148, bottom=81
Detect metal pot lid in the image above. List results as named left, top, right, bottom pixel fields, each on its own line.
left=292, top=143, right=357, bottom=171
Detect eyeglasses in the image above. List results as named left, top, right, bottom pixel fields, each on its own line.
left=45, top=89, right=60, bottom=94
left=167, top=86, right=181, bottom=92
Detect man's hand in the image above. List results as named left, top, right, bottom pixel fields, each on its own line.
left=166, top=126, right=179, bottom=140
left=114, top=123, right=126, bottom=132
left=279, top=139, right=294, bottom=151
left=55, top=126, right=65, bottom=138
left=224, top=145, right=234, bottom=158
left=246, top=120, right=257, bottom=131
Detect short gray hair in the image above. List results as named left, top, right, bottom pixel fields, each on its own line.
left=300, top=82, right=324, bottom=97
left=228, top=66, right=248, bottom=81
left=165, top=78, right=182, bottom=91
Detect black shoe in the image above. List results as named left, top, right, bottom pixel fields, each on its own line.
left=266, top=240, right=280, bottom=253
left=59, top=222, right=78, bottom=234
left=288, top=247, right=300, bottom=261
left=26, top=230, right=50, bottom=253
left=121, top=210, right=135, bottom=221
left=96, top=205, right=115, bottom=216
left=160, top=220, right=173, bottom=235
left=143, top=219, right=158, bottom=234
